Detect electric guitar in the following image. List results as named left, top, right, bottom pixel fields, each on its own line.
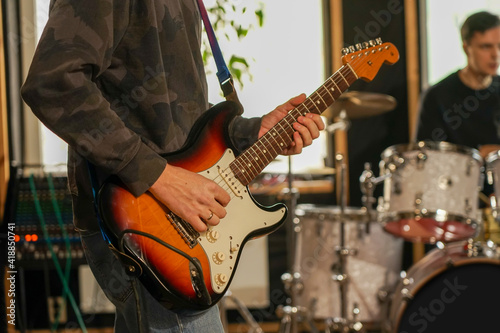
left=97, top=39, right=400, bottom=309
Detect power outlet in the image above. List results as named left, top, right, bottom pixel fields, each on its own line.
left=47, top=296, right=67, bottom=324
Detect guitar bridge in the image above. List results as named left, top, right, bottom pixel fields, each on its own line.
left=166, top=213, right=200, bottom=249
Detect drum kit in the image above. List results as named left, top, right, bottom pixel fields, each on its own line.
left=274, top=91, right=500, bottom=333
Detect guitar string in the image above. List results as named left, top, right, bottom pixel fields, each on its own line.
left=209, top=70, right=350, bottom=200
left=208, top=46, right=391, bottom=206
left=211, top=53, right=367, bottom=196
left=226, top=65, right=353, bottom=184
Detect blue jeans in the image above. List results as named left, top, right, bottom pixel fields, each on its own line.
left=80, top=230, right=224, bottom=332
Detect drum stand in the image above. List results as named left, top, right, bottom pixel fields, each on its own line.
left=219, top=290, right=263, bottom=333
left=276, top=156, right=320, bottom=333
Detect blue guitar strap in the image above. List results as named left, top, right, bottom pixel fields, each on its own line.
left=196, top=0, right=244, bottom=114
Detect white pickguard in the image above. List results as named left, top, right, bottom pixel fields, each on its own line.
left=197, top=149, right=286, bottom=294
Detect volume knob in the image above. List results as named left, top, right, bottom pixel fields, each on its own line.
left=212, top=252, right=226, bottom=264
left=206, top=229, right=220, bottom=243
left=215, top=273, right=228, bottom=286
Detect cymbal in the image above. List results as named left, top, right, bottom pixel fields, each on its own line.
left=323, top=91, right=397, bottom=120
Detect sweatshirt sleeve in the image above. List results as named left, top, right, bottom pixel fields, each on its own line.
left=21, top=0, right=166, bottom=196
left=228, top=115, right=262, bottom=153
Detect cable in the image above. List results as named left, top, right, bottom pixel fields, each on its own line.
left=46, top=174, right=72, bottom=331
left=28, top=174, right=87, bottom=333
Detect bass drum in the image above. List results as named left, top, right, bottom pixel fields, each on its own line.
left=295, top=204, right=403, bottom=329
left=385, top=241, right=500, bottom=332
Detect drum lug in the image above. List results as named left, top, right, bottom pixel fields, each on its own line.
left=400, top=287, right=413, bottom=302
left=387, top=153, right=405, bottom=172
left=414, top=192, right=423, bottom=210
left=416, top=151, right=427, bottom=169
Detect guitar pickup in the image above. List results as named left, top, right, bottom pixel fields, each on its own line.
left=218, top=165, right=244, bottom=198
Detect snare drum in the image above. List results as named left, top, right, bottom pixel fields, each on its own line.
left=385, top=241, right=500, bottom=333
left=378, top=141, right=483, bottom=243
left=294, top=204, right=403, bottom=327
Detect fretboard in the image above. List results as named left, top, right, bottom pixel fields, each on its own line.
left=230, top=64, right=358, bottom=186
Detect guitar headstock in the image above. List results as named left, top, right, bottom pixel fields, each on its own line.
left=341, top=38, right=399, bottom=82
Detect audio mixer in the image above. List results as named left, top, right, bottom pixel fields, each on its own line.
left=10, top=174, right=85, bottom=268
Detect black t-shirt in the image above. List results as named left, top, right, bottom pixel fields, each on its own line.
left=416, top=71, right=500, bottom=147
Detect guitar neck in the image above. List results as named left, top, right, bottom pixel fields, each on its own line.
left=230, top=64, right=358, bottom=186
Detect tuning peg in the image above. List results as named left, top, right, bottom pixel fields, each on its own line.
left=376, top=37, right=383, bottom=45
left=362, top=41, right=369, bottom=49
left=355, top=43, right=362, bottom=51
left=349, top=45, right=356, bottom=53
left=341, top=47, right=350, bottom=55
left=369, top=40, right=376, bottom=47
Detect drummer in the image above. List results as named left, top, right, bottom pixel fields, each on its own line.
left=415, top=11, right=500, bottom=160
left=415, top=11, right=500, bottom=247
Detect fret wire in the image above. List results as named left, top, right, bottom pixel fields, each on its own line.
left=266, top=129, right=283, bottom=155
left=341, top=66, right=356, bottom=85
left=329, top=75, right=341, bottom=95
left=308, top=91, right=323, bottom=114
left=278, top=122, right=293, bottom=150
left=319, top=89, right=333, bottom=108
left=261, top=133, right=280, bottom=158
left=317, top=84, right=333, bottom=106
left=282, top=113, right=295, bottom=131
left=276, top=121, right=291, bottom=140
left=242, top=150, right=259, bottom=175
left=302, top=99, right=316, bottom=115
left=323, top=79, right=336, bottom=101
left=338, top=70, right=350, bottom=86
left=232, top=156, right=251, bottom=185
left=314, top=91, right=328, bottom=112
left=254, top=143, right=272, bottom=166
left=292, top=105, right=302, bottom=118
left=229, top=158, right=242, bottom=183
left=248, top=146, right=266, bottom=170
left=240, top=152, right=259, bottom=179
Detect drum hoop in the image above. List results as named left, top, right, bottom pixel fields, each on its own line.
left=392, top=253, right=500, bottom=331
left=381, top=141, right=482, bottom=163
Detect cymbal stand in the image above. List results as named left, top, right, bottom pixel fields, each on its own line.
left=276, top=156, right=319, bottom=333
left=325, top=153, right=364, bottom=333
